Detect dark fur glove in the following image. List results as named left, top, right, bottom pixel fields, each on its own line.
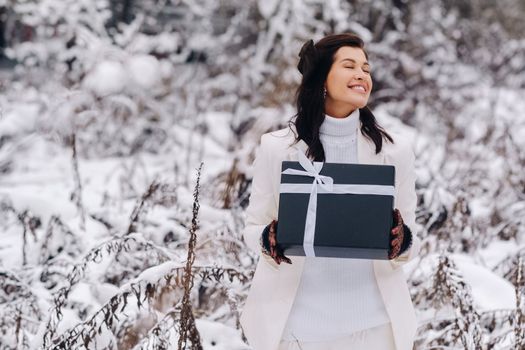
left=260, top=220, right=292, bottom=265
left=388, top=208, right=413, bottom=260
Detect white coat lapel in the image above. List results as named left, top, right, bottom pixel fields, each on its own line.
left=286, top=138, right=308, bottom=161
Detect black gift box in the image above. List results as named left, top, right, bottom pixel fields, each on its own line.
left=276, top=160, right=395, bottom=259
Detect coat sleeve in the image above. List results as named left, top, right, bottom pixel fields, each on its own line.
left=243, top=134, right=280, bottom=266
left=390, top=139, right=421, bottom=269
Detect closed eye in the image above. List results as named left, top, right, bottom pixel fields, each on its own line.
left=344, top=66, right=370, bottom=74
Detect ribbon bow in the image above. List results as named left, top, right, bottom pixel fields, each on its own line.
left=281, top=150, right=334, bottom=256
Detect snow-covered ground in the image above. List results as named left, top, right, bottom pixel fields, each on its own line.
left=1, top=0, right=525, bottom=349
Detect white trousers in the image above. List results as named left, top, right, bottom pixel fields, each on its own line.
left=278, top=322, right=396, bottom=350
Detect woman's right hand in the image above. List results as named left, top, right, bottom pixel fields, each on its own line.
left=262, top=220, right=292, bottom=265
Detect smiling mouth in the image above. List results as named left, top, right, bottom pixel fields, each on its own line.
left=348, top=85, right=367, bottom=93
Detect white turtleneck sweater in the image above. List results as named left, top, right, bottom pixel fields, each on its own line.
left=281, top=108, right=390, bottom=342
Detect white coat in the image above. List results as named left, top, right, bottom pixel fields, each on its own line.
left=240, top=121, right=421, bottom=350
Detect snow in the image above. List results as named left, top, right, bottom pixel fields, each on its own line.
left=0, top=189, right=77, bottom=224
left=155, top=32, right=180, bottom=54
left=257, top=0, right=279, bottom=19
left=83, top=60, right=128, bottom=96
left=452, top=254, right=516, bottom=311
left=122, top=261, right=184, bottom=289
left=158, top=60, right=174, bottom=80
left=126, top=55, right=161, bottom=90
left=192, top=319, right=251, bottom=350
left=0, top=103, right=40, bottom=135
left=469, top=197, right=493, bottom=221
left=2, top=1, right=525, bottom=349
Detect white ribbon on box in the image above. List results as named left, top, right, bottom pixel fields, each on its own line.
left=280, top=150, right=395, bottom=257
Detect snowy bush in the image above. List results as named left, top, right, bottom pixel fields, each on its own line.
left=1, top=0, right=525, bottom=349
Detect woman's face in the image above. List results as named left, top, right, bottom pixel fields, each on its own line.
left=324, top=46, right=372, bottom=117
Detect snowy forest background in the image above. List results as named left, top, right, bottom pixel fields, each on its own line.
left=0, top=0, right=524, bottom=349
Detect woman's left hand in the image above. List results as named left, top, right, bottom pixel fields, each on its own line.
left=388, top=208, right=405, bottom=259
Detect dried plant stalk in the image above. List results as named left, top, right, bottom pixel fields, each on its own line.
left=70, top=132, right=86, bottom=231
left=514, top=255, right=525, bottom=348
left=126, top=180, right=161, bottom=235
left=178, top=162, right=203, bottom=350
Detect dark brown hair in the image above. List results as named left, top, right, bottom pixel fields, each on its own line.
left=289, top=33, right=394, bottom=161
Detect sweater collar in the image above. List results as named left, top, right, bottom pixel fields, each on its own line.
left=320, top=108, right=360, bottom=137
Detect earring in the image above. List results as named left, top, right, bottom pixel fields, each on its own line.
left=323, top=87, right=327, bottom=99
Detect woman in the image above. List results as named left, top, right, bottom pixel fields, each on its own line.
left=240, top=33, right=420, bottom=350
